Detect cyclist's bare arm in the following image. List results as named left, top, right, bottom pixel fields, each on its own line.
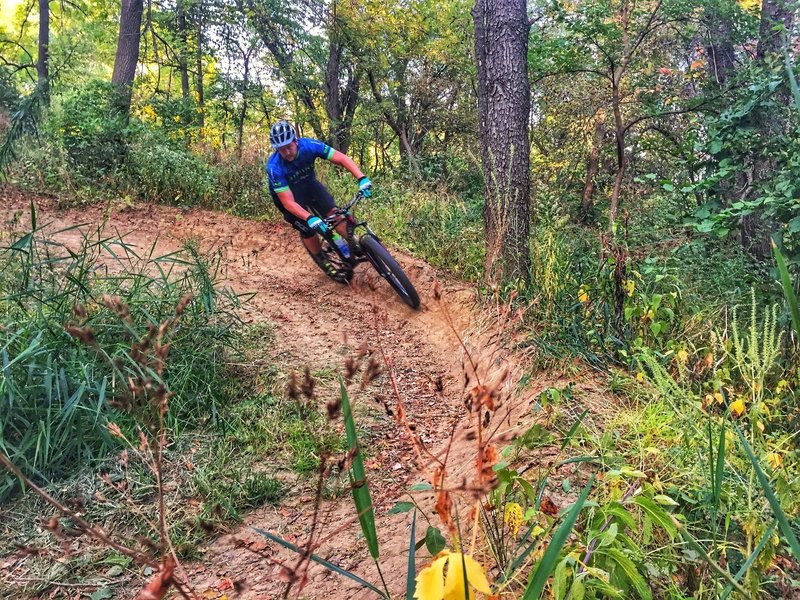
left=329, top=151, right=365, bottom=180
left=275, top=189, right=312, bottom=221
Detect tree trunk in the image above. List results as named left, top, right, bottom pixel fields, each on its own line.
left=37, top=0, right=49, bottom=103
left=176, top=0, right=190, bottom=99
left=579, top=114, right=605, bottom=225
left=236, top=52, right=250, bottom=157
left=608, top=80, right=626, bottom=232
left=473, top=0, right=531, bottom=283
left=324, top=4, right=361, bottom=154
left=111, top=0, right=144, bottom=116
left=196, top=9, right=205, bottom=134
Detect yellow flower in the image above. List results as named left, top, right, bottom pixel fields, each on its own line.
left=504, top=502, right=523, bottom=537
left=578, top=286, right=589, bottom=304
left=415, top=550, right=491, bottom=600
left=676, top=349, right=689, bottom=363
left=730, top=398, right=746, bottom=417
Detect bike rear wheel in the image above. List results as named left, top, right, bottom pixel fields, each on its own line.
left=359, top=234, right=420, bottom=309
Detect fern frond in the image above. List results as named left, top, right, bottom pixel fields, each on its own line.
left=0, top=84, right=44, bottom=181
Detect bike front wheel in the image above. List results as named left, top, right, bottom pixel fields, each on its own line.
left=359, top=234, right=420, bottom=309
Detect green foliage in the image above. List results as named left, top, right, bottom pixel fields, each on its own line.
left=57, top=80, right=129, bottom=180
left=688, top=59, right=800, bottom=257
left=126, top=126, right=216, bottom=205
left=0, top=217, right=242, bottom=499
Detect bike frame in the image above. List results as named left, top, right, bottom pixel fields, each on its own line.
left=320, top=191, right=377, bottom=267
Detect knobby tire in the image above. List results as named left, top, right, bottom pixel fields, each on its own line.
left=360, top=234, right=420, bottom=309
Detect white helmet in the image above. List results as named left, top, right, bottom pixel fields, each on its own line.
left=269, top=120, right=296, bottom=148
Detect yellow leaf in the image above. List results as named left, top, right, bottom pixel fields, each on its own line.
left=461, top=555, right=491, bottom=594
left=415, top=554, right=448, bottom=599
left=623, top=278, right=635, bottom=297
left=767, top=452, right=782, bottom=469
left=689, top=59, right=705, bottom=71
left=443, top=553, right=491, bottom=599
left=676, top=349, right=689, bottom=363
left=730, top=398, right=746, bottom=417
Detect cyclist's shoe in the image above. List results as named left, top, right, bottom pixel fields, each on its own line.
left=312, top=252, right=351, bottom=283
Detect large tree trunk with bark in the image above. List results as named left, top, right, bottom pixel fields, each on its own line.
left=324, top=3, right=360, bottom=153
left=37, top=0, right=49, bottom=103
left=176, top=0, right=190, bottom=99
left=473, top=0, right=531, bottom=283
left=111, top=0, right=144, bottom=116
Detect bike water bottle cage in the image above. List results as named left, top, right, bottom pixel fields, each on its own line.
left=270, top=120, right=296, bottom=148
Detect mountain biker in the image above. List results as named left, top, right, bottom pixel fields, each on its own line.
left=267, top=120, right=373, bottom=281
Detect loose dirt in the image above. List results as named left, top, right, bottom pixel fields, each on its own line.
left=1, top=186, right=574, bottom=599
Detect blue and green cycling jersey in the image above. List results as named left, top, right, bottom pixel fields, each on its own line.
left=266, top=137, right=335, bottom=198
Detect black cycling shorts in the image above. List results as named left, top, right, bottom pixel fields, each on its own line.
left=271, top=180, right=337, bottom=239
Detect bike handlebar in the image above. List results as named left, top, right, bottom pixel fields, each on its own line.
left=324, top=191, right=366, bottom=225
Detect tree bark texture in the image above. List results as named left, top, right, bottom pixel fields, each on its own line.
left=472, top=0, right=531, bottom=283
left=324, top=8, right=360, bottom=153
left=111, top=0, right=144, bottom=115
left=176, top=0, right=190, bottom=99
left=37, top=0, right=49, bottom=103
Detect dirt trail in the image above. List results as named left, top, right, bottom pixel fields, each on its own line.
left=1, top=187, right=566, bottom=599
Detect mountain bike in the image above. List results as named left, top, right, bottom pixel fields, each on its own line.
left=310, top=191, right=420, bottom=309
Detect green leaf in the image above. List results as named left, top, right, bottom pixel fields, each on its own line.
left=523, top=475, right=595, bottom=599
left=786, top=49, right=800, bottom=111
left=553, top=558, right=569, bottom=600
left=340, top=377, right=380, bottom=560
left=9, top=232, right=33, bottom=252
left=389, top=501, right=415, bottom=515
left=425, top=526, right=446, bottom=555
left=735, top=426, right=800, bottom=559
left=653, top=494, right=679, bottom=507
left=90, top=589, right=114, bottom=600
left=605, top=546, right=652, bottom=600
left=773, top=241, right=800, bottom=339
left=633, top=496, right=676, bottom=539
left=254, top=527, right=387, bottom=597
left=560, top=409, right=588, bottom=450
left=410, top=482, right=433, bottom=492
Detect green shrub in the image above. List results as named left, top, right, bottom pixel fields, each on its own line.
left=211, top=150, right=269, bottom=216
left=126, top=127, right=216, bottom=205
left=57, top=79, right=129, bottom=180
left=139, top=94, right=200, bottom=145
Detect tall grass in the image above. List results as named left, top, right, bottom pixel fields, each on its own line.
left=0, top=207, right=242, bottom=499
